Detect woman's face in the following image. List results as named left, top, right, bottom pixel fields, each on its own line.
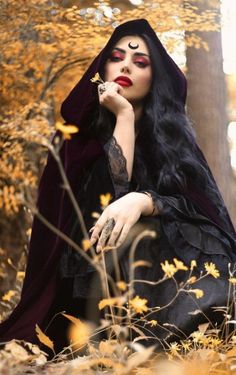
left=104, top=35, right=152, bottom=106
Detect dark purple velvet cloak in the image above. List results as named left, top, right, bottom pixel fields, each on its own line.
left=0, top=19, right=235, bottom=346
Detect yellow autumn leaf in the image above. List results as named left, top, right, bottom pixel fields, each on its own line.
left=90, top=72, right=104, bottom=84
left=116, top=280, right=127, bottom=291
left=62, top=313, right=82, bottom=326
left=100, top=193, right=112, bottom=208
left=35, top=324, right=55, bottom=353
left=82, top=239, right=91, bottom=252
left=55, top=121, right=79, bottom=140
left=98, top=296, right=125, bottom=310
left=2, top=290, right=17, bottom=301
left=65, top=314, right=92, bottom=349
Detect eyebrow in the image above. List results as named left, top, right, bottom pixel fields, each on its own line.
left=112, top=47, right=150, bottom=58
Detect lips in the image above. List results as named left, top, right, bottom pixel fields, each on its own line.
left=114, top=76, right=133, bottom=87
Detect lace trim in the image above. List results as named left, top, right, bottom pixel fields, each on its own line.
left=103, top=136, right=129, bottom=198
left=139, top=189, right=164, bottom=216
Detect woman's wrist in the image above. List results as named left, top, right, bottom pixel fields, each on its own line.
left=116, top=107, right=135, bottom=121
left=131, top=192, right=156, bottom=216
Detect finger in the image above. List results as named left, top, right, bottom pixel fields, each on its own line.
left=96, top=226, right=109, bottom=252
left=116, top=223, right=131, bottom=248
left=107, top=221, right=123, bottom=247
left=90, top=215, right=107, bottom=245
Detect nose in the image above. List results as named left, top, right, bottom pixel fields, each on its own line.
left=120, top=57, right=131, bottom=74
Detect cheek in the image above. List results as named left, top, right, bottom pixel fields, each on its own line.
left=137, top=72, right=152, bottom=92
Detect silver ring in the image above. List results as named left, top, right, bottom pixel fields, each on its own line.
left=103, top=218, right=115, bottom=237
left=98, top=83, right=107, bottom=95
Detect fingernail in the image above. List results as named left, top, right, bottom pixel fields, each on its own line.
left=96, top=245, right=101, bottom=253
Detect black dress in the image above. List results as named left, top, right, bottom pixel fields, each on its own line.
left=58, top=135, right=236, bottom=347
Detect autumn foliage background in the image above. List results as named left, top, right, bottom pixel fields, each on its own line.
left=0, top=0, right=236, bottom=373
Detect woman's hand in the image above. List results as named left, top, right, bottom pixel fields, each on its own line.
left=89, top=192, right=155, bottom=252
left=98, top=81, right=133, bottom=117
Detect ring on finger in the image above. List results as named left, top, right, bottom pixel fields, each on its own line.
left=98, top=83, right=107, bottom=95
left=99, top=218, right=116, bottom=244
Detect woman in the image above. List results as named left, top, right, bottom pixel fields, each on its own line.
left=0, top=19, right=235, bottom=352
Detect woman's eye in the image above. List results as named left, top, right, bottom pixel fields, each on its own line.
left=110, top=56, right=122, bottom=62
left=134, top=60, right=150, bottom=68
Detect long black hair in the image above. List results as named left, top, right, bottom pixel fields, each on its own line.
left=88, top=33, right=215, bottom=195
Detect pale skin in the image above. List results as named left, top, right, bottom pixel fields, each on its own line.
left=90, top=36, right=158, bottom=252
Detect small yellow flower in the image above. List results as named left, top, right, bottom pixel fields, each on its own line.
left=129, top=295, right=148, bottom=314
left=100, top=193, right=112, bottom=208
left=190, top=288, right=204, bottom=299
left=190, top=260, right=197, bottom=270
left=116, top=281, right=127, bottom=291
left=229, top=277, right=236, bottom=285
left=90, top=72, right=104, bottom=84
left=82, top=239, right=91, bottom=252
left=173, top=258, right=188, bottom=271
left=55, top=121, right=79, bottom=140
left=148, top=320, right=158, bottom=327
left=161, top=260, right=177, bottom=278
left=204, top=262, right=220, bottom=278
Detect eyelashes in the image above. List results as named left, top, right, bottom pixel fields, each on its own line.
left=109, top=52, right=150, bottom=68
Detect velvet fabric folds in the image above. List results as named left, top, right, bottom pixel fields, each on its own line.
left=0, top=19, right=235, bottom=350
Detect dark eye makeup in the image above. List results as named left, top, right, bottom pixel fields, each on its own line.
left=109, top=50, right=150, bottom=67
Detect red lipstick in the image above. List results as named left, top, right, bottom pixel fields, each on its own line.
left=114, top=76, right=133, bottom=87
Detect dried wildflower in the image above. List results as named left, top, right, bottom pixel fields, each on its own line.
left=190, top=289, right=204, bottom=299
left=148, top=319, right=158, bottom=327
left=181, top=340, right=192, bottom=351
left=161, top=260, right=177, bottom=278
left=190, top=330, right=205, bottom=343
left=116, top=280, right=127, bottom=291
left=129, top=295, right=148, bottom=314
left=90, top=72, right=104, bottom=84
left=190, top=260, right=197, bottom=270
left=204, top=262, right=220, bottom=278
left=187, top=276, right=197, bottom=284
left=209, top=337, right=222, bottom=348
left=82, top=239, right=91, bottom=251
left=169, top=342, right=181, bottom=356
left=55, top=121, right=79, bottom=140
left=229, top=277, right=236, bottom=285
left=173, top=258, right=188, bottom=271
left=100, top=192, right=112, bottom=208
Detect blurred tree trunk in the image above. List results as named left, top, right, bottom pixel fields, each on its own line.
left=185, top=0, right=235, bottom=226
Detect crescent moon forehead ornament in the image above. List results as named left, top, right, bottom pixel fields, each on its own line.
left=128, top=42, right=139, bottom=50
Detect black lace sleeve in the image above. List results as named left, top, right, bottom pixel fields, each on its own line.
left=103, top=136, right=130, bottom=199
